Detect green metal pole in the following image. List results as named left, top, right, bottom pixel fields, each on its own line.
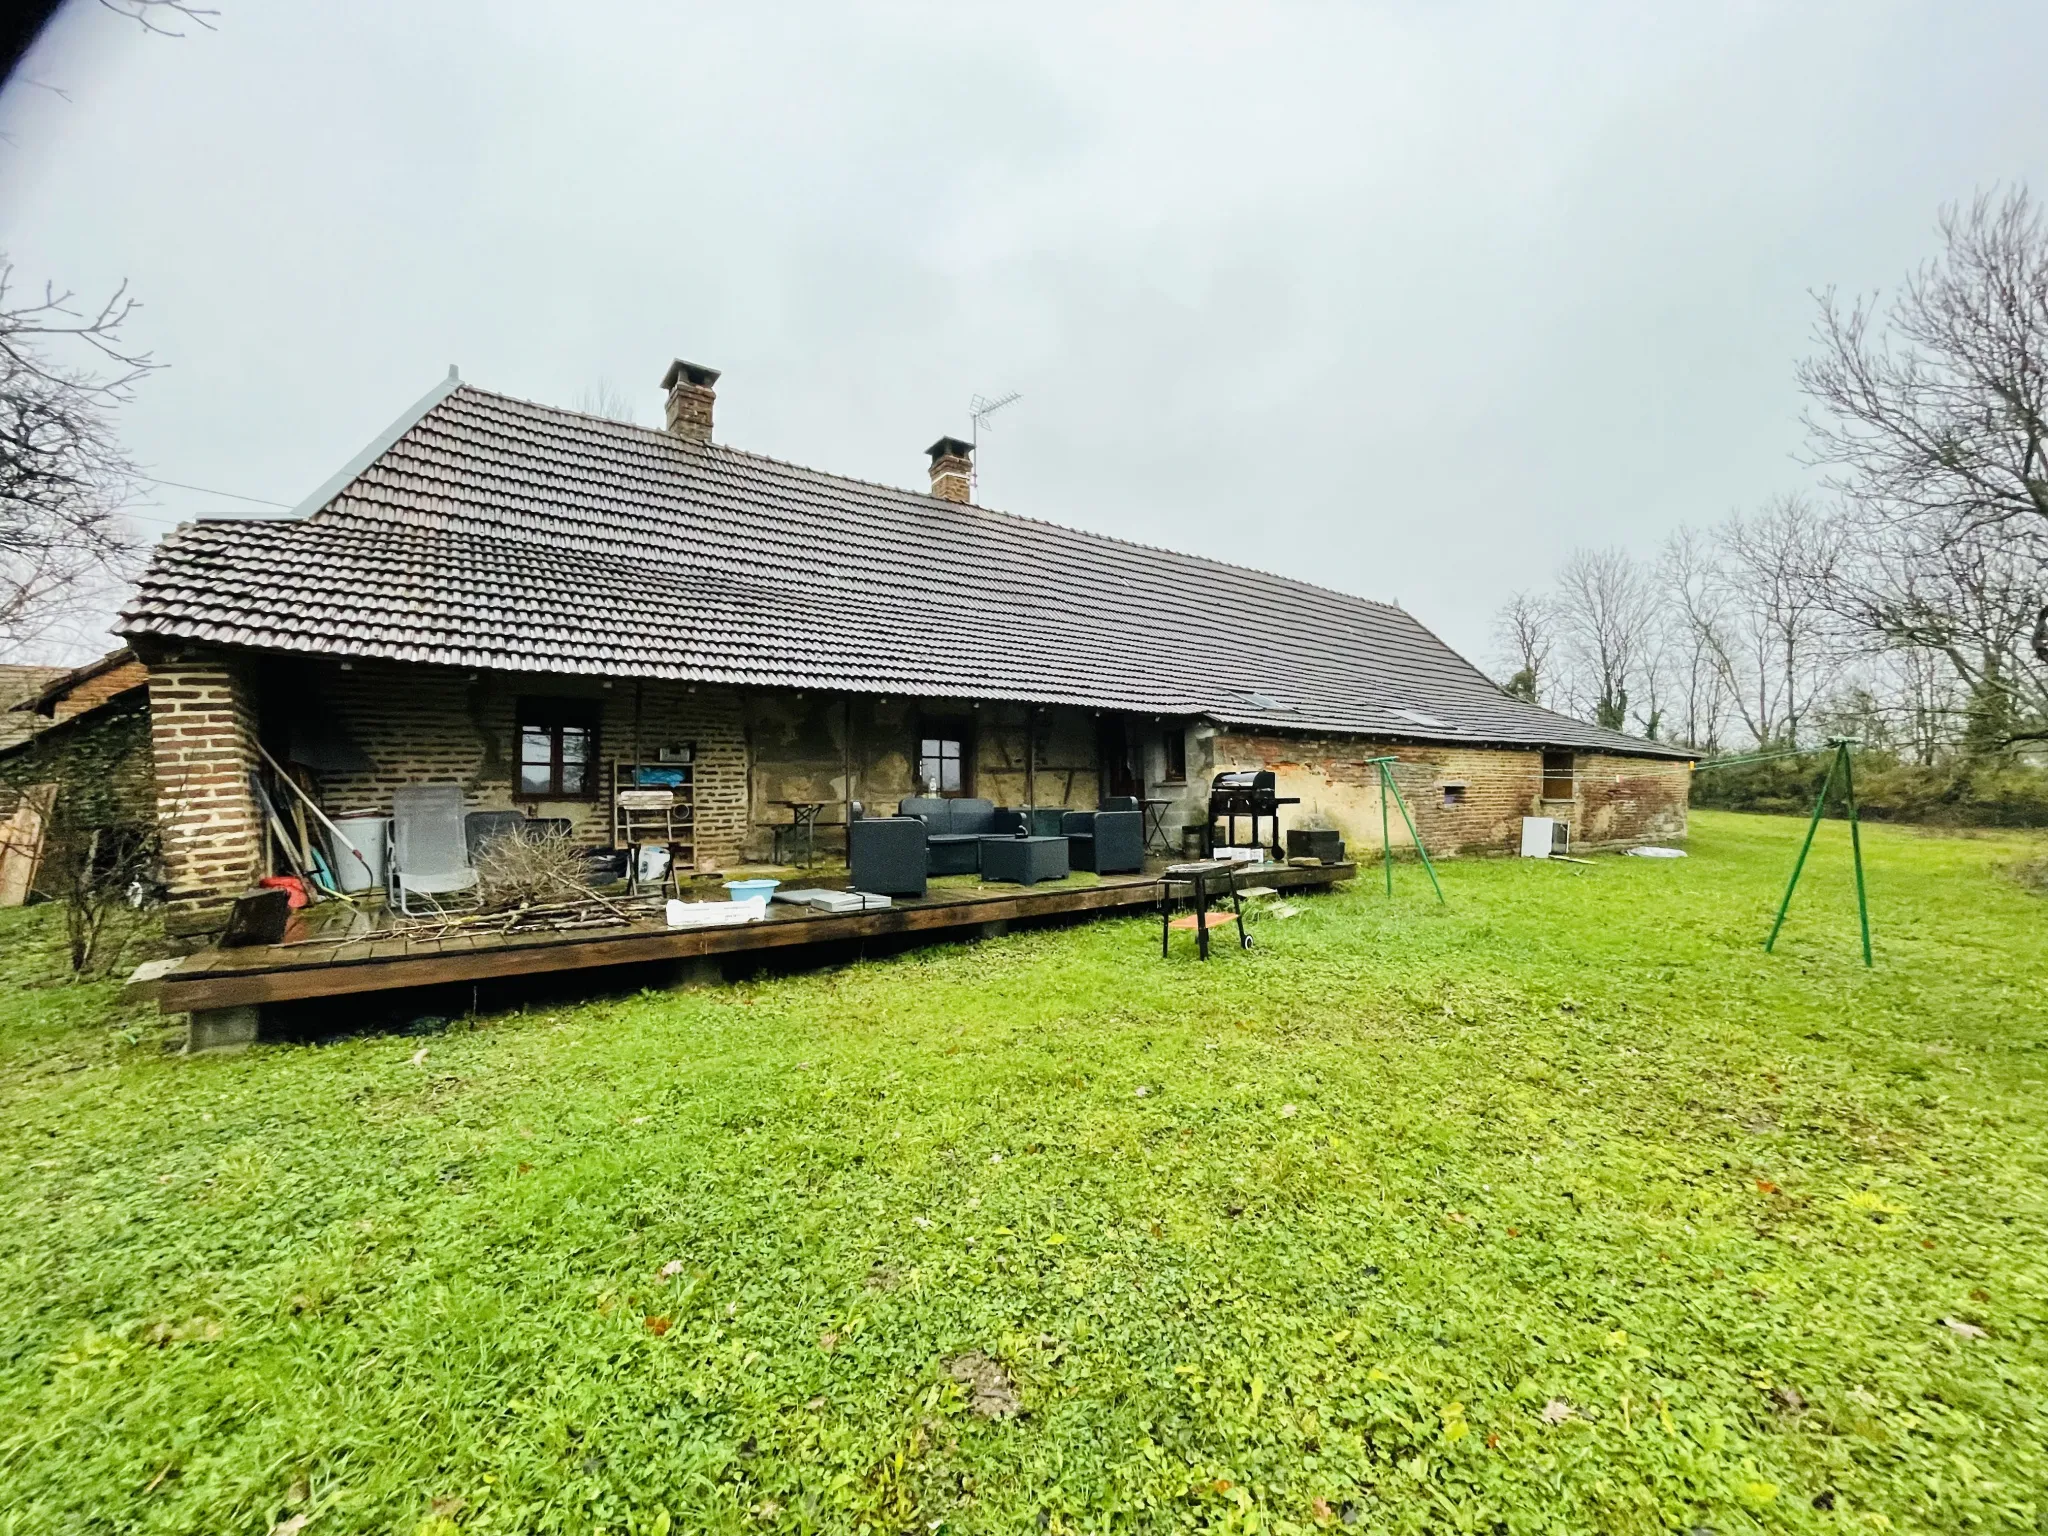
left=1765, top=748, right=1838, bottom=953
left=1383, top=760, right=1446, bottom=904
left=1380, top=761, right=1393, bottom=897
left=1839, top=741, right=1873, bottom=968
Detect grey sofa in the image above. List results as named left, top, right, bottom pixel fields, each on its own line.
left=1062, top=808, right=1144, bottom=874
left=897, top=797, right=1024, bottom=875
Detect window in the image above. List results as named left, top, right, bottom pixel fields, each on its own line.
left=1160, top=728, right=1187, bottom=785
left=518, top=699, right=600, bottom=798
left=917, top=719, right=972, bottom=797
left=1541, top=750, right=1575, bottom=800
left=1442, top=782, right=1467, bottom=808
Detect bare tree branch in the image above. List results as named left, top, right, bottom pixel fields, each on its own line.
left=96, top=0, right=218, bottom=37
left=0, top=255, right=142, bottom=658
left=1490, top=590, right=1555, bottom=703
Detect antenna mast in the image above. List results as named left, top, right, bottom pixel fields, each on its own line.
left=968, top=389, right=1022, bottom=499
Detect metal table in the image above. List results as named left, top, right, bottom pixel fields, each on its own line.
left=1159, top=859, right=1252, bottom=961
left=1138, top=797, right=1177, bottom=854
left=771, top=801, right=833, bottom=867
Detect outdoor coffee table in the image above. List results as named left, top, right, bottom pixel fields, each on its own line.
left=978, top=834, right=1069, bottom=885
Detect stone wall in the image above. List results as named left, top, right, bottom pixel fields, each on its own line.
left=1205, top=732, right=1690, bottom=856
left=742, top=694, right=1102, bottom=861
left=137, top=642, right=1690, bottom=912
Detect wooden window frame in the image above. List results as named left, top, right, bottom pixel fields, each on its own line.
left=1159, top=727, right=1188, bottom=785
left=1540, top=750, right=1575, bottom=801
left=916, top=717, right=974, bottom=799
left=517, top=698, right=602, bottom=800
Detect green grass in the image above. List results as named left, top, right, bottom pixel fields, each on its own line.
left=2, top=811, right=2044, bottom=1535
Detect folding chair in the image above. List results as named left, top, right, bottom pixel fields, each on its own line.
left=388, top=784, right=480, bottom=914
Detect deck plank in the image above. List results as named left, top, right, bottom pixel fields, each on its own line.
left=157, top=863, right=1352, bottom=1012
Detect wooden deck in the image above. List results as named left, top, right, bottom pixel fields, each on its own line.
left=153, top=860, right=1354, bottom=1013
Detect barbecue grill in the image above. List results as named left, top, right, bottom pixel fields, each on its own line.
left=1205, top=770, right=1300, bottom=858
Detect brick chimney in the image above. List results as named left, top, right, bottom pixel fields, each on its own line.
left=926, top=436, right=973, bottom=503
left=661, top=359, right=720, bottom=442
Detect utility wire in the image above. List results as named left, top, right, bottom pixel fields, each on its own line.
left=1692, top=745, right=1827, bottom=772
left=138, top=474, right=292, bottom=508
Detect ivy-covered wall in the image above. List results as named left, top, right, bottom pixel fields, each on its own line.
left=0, top=697, right=156, bottom=896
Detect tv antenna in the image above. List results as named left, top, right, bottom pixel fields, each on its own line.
left=968, top=389, right=1022, bottom=498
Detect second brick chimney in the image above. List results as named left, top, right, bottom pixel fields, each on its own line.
left=661, top=359, right=720, bottom=442
left=926, top=436, right=973, bottom=503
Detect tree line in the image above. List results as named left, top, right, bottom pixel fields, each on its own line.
left=1495, top=188, right=2048, bottom=767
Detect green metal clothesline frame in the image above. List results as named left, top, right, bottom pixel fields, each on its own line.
left=1693, top=737, right=1872, bottom=967
left=1362, top=755, right=1445, bottom=904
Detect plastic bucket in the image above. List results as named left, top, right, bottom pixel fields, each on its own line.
left=328, top=813, right=389, bottom=893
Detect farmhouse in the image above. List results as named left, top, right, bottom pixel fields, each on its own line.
left=118, top=359, right=1692, bottom=925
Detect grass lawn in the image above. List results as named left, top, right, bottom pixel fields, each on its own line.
left=2, top=811, right=2044, bottom=1535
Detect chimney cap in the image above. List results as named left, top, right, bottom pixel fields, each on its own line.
left=661, top=359, right=721, bottom=391
left=926, top=435, right=974, bottom=463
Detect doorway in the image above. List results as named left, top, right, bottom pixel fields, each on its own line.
left=1098, top=716, right=1142, bottom=803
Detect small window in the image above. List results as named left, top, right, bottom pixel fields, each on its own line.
left=1160, top=728, right=1187, bottom=785
left=1541, top=750, right=1575, bottom=800
left=518, top=698, right=601, bottom=798
left=916, top=719, right=973, bottom=798
left=1442, top=782, right=1467, bottom=808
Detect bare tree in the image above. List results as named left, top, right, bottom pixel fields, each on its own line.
left=1655, top=526, right=1733, bottom=751
left=1800, top=187, right=2048, bottom=680
left=0, top=259, right=147, bottom=657
left=1714, top=496, right=1843, bottom=746
left=574, top=379, right=637, bottom=424
left=1491, top=590, right=1555, bottom=703
left=1552, top=547, right=1657, bottom=731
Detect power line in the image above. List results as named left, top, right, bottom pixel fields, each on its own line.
left=139, top=474, right=292, bottom=508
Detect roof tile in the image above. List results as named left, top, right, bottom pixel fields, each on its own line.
left=119, top=385, right=1691, bottom=758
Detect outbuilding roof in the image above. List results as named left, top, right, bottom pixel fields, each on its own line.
left=119, top=382, right=1692, bottom=759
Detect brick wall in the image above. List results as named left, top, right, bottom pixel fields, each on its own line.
left=51, top=658, right=149, bottom=723
left=146, top=650, right=263, bottom=910
left=291, top=661, right=751, bottom=870
left=1210, top=732, right=1689, bottom=855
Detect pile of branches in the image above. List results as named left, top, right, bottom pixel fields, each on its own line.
left=286, top=832, right=665, bottom=948
left=475, top=829, right=594, bottom=911
left=377, top=887, right=664, bottom=945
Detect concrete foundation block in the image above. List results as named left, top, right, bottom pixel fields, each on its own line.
left=185, top=1005, right=260, bottom=1053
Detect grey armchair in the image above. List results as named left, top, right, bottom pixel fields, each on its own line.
left=1063, top=808, right=1144, bottom=874
left=849, top=816, right=927, bottom=897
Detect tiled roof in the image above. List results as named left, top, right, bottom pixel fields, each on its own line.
left=0, top=664, right=67, bottom=750
left=119, top=385, right=1692, bottom=759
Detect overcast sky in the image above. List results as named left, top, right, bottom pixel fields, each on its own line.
left=5, top=0, right=2047, bottom=667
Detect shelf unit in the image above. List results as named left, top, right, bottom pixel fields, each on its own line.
left=611, top=755, right=695, bottom=872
